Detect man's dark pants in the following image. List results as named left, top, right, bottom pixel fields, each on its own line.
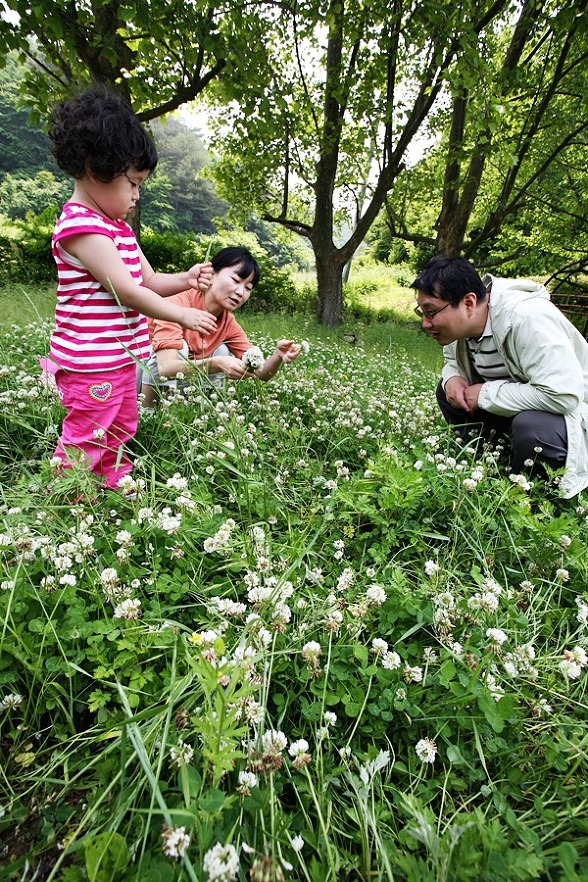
left=436, top=382, right=567, bottom=474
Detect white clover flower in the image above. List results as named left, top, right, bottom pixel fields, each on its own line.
left=381, top=650, right=401, bottom=670
left=566, top=646, right=587, bottom=667
left=290, top=834, right=304, bottom=853
left=242, top=346, right=265, bottom=371
left=288, top=738, right=310, bottom=759
left=415, top=737, right=437, bottom=764
left=301, top=641, right=321, bottom=662
left=100, top=567, right=119, bottom=587
left=534, top=698, right=553, bottom=717
left=211, top=598, right=247, bottom=618
left=555, top=568, right=570, bottom=583
left=113, top=598, right=142, bottom=620
left=166, top=473, right=189, bottom=491
left=575, top=597, right=588, bottom=626
left=424, top=560, right=439, bottom=576
left=462, top=478, right=478, bottom=491
left=508, top=473, right=533, bottom=491
left=371, top=638, right=388, bottom=655
left=323, top=711, right=337, bottom=727
left=482, top=672, right=504, bottom=701
left=261, top=729, right=287, bottom=754
left=336, top=567, right=355, bottom=591
left=486, top=628, right=508, bottom=646
left=237, top=770, right=258, bottom=794
left=169, top=738, right=194, bottom=768
left=403, top=665, right=423, bottom=683
left=324, top=609, right=343, bottom=631
left=435, top=591, right=455, bottom=609
left=115, top=529, right=133, bottom=547
left=365, top=584, right=387, bottom=605
left=483, top=577, right=502, bottom=595
left=468, top=591, right=499, bottom=613
left=0, top=693, right=23, bottom=711
left=559, top=658, right=583, bottom=680
left=162, top=824, right=190, bottom=859
left=202, top=842, right=239, bottom=881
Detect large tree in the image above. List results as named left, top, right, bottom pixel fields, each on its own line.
left=379, top=0, right=588, bottom=274
left=202, top=0, right=522, bottom=325
left=0, top=0, right=268, bottom=119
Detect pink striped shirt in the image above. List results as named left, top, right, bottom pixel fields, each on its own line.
left=49, top=203, right=150, bottom=371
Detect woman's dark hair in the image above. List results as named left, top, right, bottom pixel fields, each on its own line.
left=211, top=247, right=260, bottom=288
left=412, top=255, right=487, bottom=304
left=49, top=83, right=158, bottom=182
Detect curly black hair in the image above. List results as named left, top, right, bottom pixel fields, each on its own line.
left=49, top=83, right=158, bottom=182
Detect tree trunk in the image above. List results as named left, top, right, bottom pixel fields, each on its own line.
left=315, top=252, right=346, bottom=327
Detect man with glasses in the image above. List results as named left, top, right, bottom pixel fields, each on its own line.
left=412, top=255, right=588, bottom=498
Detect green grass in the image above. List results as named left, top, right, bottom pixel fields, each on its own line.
left=0, top=272, right=444, bottom=374
left=0, top=282, right=56, bottom=326
left=1, top=286, right=588, bottom=881
left=241, top=311, right=443, bottom=374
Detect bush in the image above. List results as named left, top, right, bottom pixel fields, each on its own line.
left=141, top=229, right=305, bottom=314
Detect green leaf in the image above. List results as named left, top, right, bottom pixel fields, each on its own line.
left=84, top=831, right=130, bottom=882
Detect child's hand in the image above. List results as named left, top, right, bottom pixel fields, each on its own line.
left=187, top=262, right=213, bottom=293
left=179, top=307, right=217, bottom=334
left=276, top=340, right=302, bottom=364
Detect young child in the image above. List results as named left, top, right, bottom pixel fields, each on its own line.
left=47, top=85, right=217, bottom=491
left=139, top=246, right=302, bottom=407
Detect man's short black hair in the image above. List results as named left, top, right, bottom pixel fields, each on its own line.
left=412, top=255, right=487, bottom=304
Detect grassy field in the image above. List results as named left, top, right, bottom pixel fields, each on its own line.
left=0, top=273, right=444, bottom=375
left=4, top=272, right=585, bottom=882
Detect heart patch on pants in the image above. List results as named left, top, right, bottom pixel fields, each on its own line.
left=88, top=382, right=113, bottom=401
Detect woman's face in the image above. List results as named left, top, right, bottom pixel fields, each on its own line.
left=206, top=264, right=255, bottom=314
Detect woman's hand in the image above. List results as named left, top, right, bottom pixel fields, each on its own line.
left=214, top=355, right=255, bottom=379
left=275, top=340, right=301, bottom=364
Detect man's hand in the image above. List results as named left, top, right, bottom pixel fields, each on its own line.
left=445, top=376, right=484, bottom=412
left=464, top=383, right=483, bottom=412
left=186, top=262, right=214, bottom=293
left=178, top=307, right=217, bottom=334
left=445, top=376, right=470, bottom=410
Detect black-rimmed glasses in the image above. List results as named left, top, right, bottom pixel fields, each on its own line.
left=414, top=301, right=452, bottom=321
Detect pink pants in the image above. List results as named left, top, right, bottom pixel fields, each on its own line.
left=54, top=364, right=139, bottom=490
